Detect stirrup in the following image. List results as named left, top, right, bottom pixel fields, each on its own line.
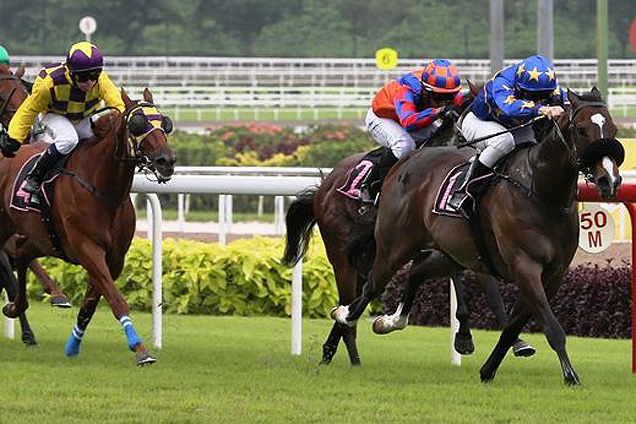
left=23, top=178, right=41, bottom=195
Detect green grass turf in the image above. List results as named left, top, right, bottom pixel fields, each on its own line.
left=0, top=301, right=634, bottom=423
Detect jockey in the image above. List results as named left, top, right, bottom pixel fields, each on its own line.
left=0, top=46, right=9, bottom=66
left=447, top=54, right=568, bottom=218
left=4, top=41, right=124, bottom=194
left=360, top=59, right=464, bottom=204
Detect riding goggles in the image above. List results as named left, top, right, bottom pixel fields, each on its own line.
left=74, top=69, right=102, bottom=82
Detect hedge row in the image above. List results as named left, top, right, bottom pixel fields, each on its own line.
left=26, top=236, right=632, bottom=338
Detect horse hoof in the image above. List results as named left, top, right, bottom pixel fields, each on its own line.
left=372, top=315, right=394, bottom=335
left=2, top=303, right=18, bottom=319
left=512, top=340, right=536, bottom=357
left=330, top=306, right=356, bottom=328
left=454, top=334, right=475, bottom=355
left=136, top=350, right=157, bottom=366
left=22, top=334, right=38, bottom=346
left=50, top=294, right=71, bottom=308
left=480, top=370, right=496, bottom=383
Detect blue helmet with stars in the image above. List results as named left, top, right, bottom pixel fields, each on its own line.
left=515, top=55, right=557, bottom=92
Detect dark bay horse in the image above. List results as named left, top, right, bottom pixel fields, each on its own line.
left=0, top=88, right=175, bottom=364
left=283, top=91, right=531, bottom=364
left=332, top=88, right=623, bottom=384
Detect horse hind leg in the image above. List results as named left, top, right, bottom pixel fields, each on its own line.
left=28, top=259, right=70, bottom=308
left=451, top=272, right=475, bottom=355
left=0, top=253, right=37, bottom=346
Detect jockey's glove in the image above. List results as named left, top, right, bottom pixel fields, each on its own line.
left=0, top=132, right=21, bottom=158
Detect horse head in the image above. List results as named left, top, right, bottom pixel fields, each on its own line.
left=118, top=88, right=176, bottom=183
left=564, top=87, right=623, bottom=200
left=0, top=65, right=28, bottom=127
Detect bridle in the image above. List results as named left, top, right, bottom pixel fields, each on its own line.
left=0, top=73, right=24, bottom=126
left=97, top=101, right=172, bottom=183
left=551, top=100, right=624, bottom=180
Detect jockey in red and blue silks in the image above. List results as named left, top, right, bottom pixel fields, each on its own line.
left=359, top=59, right=463, bottom=203
left=448, top=54, right=569, bottom=218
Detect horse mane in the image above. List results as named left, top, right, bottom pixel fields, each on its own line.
left=92, top=111, right=121, bottom=140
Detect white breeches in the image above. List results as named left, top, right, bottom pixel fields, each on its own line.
left=461, top=112, right=535, bottom=168
left=38, top=113, right=94, bottom=155
left=365, top=108, right=439, bottom=159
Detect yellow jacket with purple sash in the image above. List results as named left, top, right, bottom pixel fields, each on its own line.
left=8, top=63, right=124, bottom=143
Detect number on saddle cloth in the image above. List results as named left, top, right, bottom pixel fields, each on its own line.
left=336, top=147, right=388, bottom=199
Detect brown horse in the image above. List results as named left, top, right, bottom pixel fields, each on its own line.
left=332, top=88, right=623, bottom=384
left=282, top=95, right=520, bottom=365
left=0, top=88, right=175, bottom=364
left=0, top=64, right=70, bottom=308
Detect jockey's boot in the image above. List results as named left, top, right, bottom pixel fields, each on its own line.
left=23, top=144, right=63, bottom=195
left=447, top=157, right=492, bottom=219
left=359, top=150, right=398, bottom=205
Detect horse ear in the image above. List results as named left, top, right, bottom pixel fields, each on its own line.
left=121, top=88, right=133, bottom=106
left=143, top=88, right=154, bottom=104
left=15, top=65, right=25, bottom=79
left=567, top=88, right=580, bottom=106
left=467, top=79, right=482, bottom=96
left=590, top=86, right=603, bottom=100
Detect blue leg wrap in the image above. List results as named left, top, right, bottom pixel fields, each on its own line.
left=64, top=325, right=84, bottom=357
left=120, top=315, right=142, bottom=351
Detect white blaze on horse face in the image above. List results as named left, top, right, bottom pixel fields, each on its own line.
left=590, top=113, right=606, bottom=139
left=602, top=156, right=619, bottom=185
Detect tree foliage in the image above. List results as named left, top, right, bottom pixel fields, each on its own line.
left=0, top=0, right=633, bottom=58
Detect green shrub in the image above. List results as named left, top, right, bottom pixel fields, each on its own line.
left=27, top=236, right=338, bottom=319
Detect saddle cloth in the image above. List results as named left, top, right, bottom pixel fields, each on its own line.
left=336, top=159, right=374, bottom=199
left=10, top=153, right=58, bottom=213
left=432, top=162, right=470, bottom=218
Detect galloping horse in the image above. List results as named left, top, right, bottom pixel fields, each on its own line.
left=0, top=88, right=175, bottom=364
left=332, top=88, right=623, bottom=384
left=283, top=89, right=532, bottom=365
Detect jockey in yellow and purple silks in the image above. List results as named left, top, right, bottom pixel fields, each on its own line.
left=448, top=54, right=569, bottom=218
left=359, top=59, right=464, bottom=203
left=5, top=41, right=124, bottom=194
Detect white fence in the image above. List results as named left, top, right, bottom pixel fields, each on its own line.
left=10, top=57, right=636, bottom=117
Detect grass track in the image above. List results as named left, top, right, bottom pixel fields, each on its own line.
left=0, top=302, right=634, bottom=423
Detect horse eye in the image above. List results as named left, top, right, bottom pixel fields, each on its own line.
left=576, top=127, right=587, bottom=136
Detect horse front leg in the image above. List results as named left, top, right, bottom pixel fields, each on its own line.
left=372, top=262, right=417, bottom=335
left=475, top=272, right=535, bottom=357
left=64, top=283, right=100, bottom=357
left=28, top=259, right=70, bottom=308
left=76, top=242, right=156, bottom=365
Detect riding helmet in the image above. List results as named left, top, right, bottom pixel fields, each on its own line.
left=66, top=42, right=104, bottom=74
left=515, top=55, right=557, bottom=92
left=420, top=59, right=462, bottom=94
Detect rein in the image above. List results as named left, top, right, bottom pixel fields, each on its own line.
left=455, top=115, right=546, bottom=148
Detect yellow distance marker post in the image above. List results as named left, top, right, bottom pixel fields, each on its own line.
left=375, top=48, right=398, bottom=70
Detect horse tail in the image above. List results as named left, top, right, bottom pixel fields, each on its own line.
left=282, top=187, right=317, bottom=267
left=346, top=223, right=376, bottom=274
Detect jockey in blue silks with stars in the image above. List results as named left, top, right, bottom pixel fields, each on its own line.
left=448, top=54, right=569, bottom=218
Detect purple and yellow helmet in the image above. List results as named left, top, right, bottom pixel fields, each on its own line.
left=66, top=42, right=103, bottom=74
left=515, top=55, right=557, bottom=92
left=420, top=59, right=462, bottom=94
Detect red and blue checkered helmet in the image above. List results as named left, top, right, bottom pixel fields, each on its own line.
left=420, top=59, right=462, bottom=94
left=66, top=42, right=103, bottom=74
left=515, top=55, right=557, bottom=92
